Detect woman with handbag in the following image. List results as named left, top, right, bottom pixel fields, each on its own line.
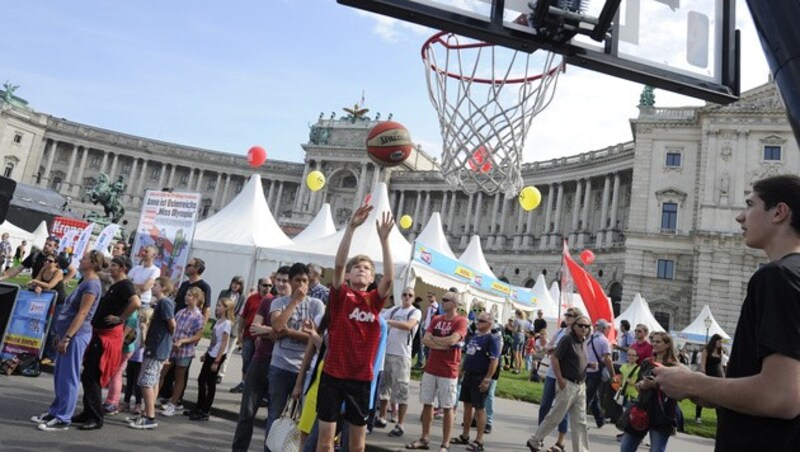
left=619, top=332, right=682, bottom=452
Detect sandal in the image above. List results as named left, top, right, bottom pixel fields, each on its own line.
left=450, top=434, right=470, bottom=445
left=466, top=440, right=485, bottom=451
left=547, top=443, right=566, bottom=452
left=405, top=438, right=430, bottom=450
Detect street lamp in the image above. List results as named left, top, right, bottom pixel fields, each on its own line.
left=704, top=315, right=712, bottom=344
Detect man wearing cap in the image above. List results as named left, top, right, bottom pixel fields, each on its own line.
left=584, top=319, right=615, bottom=429
left=74, top=255, right=141, bottom=430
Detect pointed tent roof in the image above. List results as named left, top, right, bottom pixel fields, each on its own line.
left=0, top=220, right=35, bottom=254
left=32, top=221, right=50, bottom=249
left=415, top=212, right=456, bottom=259
left=292, top=203, right=336, bottom=244
left=459, top=235, right=496, bottom=278
left=679, top=305, right=731, bottom=343
left=530, top=274, right=559, bottom=320
left=262, top=182, right=411, bottom=273
left=549, top=281, right=560, bottom=305
left=194, top=174, right=292, bottom=250
left=614, top=293, right=666, bottom=333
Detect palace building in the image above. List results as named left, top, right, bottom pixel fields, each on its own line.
left=1, top=82, right=797, bottom=333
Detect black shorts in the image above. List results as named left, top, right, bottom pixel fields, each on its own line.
left=458, top=372, right=489, bottom=409
left=316, top=372, right=372, bottom=426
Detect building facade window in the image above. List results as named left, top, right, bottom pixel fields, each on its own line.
left=763, top=145, right=782, bottom=161
left=90, top=156, right=102, bottom=169
left=3, top=162, right=13, bottom=177
left=657, top=259, right=675, bottom=280
left=13, top=133, right=23, bottom=144
left=665, top=152, right=682, bottom=167
left=661, top=202, right=678, bottom=231
left=207, top=178, right=217, bottom=191
left=653, top=311, right=671, bottom=331
left=149, top=167, right=161, bottom=181
left=180, top=173, right=189, bottom=186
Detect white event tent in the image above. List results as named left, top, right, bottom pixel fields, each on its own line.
left=0, top=220, right=35, bottom=257
left=459, top=235, right=497, bottom=278
left=614, top=293, right=666, bottom=333
left=291, top=203, right=336, bottom=244
left=677, top=305, right=731, bottom=344
left=191, top=174, right=293, bottom=295
left=32, top=221, right=49, bottom=250
left=260, top=182, right=411, bottom=275
left=529, top=274, right=559, bottom=320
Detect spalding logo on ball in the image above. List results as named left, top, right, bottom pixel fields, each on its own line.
left=366, top=121, right=413, bottom=167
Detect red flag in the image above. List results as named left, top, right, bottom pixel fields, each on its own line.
left=562, top=240, right=617, bottom=343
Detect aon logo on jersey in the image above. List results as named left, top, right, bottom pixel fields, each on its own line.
left=349, top=308, right=376, bottom=323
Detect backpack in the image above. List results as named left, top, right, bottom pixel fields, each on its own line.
left=388, top=306, right=419, bottom=346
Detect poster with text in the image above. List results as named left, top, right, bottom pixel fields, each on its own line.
left=131, top=190, right=201, bottom=285
left=0, top=289, right=56, bottom=359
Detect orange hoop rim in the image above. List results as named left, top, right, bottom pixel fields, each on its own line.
left=421, top=31, right=564, bottom=85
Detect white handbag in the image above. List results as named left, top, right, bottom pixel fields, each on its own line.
left=266, top=397, right=300, bottom=452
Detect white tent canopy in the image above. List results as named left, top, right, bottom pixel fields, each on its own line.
left=292, top=203, right=336, bottom=244
left=529, top=274, right=559, bottom=320
left=0, top=220, right=35, bottom=259
left=260, top=182, right=411, bottom=274
left=32, top=221, right=49, bottom=250
left=415, top=213, right=456, bottom=260
left=192, top=174, right=293, bottom=294
left=459, top=235, right=496, bottom=278
left=549, top=281, right=560, bottom=307
left=678, top=305, right=731, bottom=344
left=614, top=293, right=666, bottom=333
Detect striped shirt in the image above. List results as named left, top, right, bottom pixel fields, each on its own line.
left=170, top=307, right=204, bottom=360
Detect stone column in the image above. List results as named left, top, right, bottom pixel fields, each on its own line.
left=187, top=168, right=194, bottom=189
left=267, top=179, right=275, bottom=207
left=157, top=163, right=167, bottom=189
left=73, top=146, right=89, bottom=197
left=389, top=191, right=397, bottom=214
left=43, top=140, right=58, bottom=186
left=447, top=192, right=457, bottom=235
left=496, top=193, right=510, bottom=249
left=109, top=153, right=119, bottom=180
left=440, top=191, right=448, bottom=225
left=221, top=174, right=231, bottom=207
left=354, top=163, right=368, bottom=211
left=596, top=174, right=611, bottom=248
left=412, top=191, right=423, bottom=232
left=296, top=162, right=311, bottom=211
left=167, top=164, right=177, bottom=188
left=578, top=178, right=592, bottom=247
left=136, top=159, right=148, bottom=204
left=513, top=198, right=525, bottom=248
left=550, top=183, right=565, bottom=247
left=126, top=158, right=139, bottom=201
left=522, top=202, right=535, bottom=248
left=195, top=169, right=205, bottom=193
left=370, top=165, right=381, bottom=194
left=99, top=151, right=109, bottom=175
left=65, top=144, right=78, bottom=191
left=539, top=184, right=555, bottom=250
left=212, top=172, right=222, bottom=207
left=464, top=192, right=475, bottom=233
left=396, top=191, right=405, bottom=218
left=274, top=182, right=285, bottom=217
left=421, top=191, right=431, bottom=229
left=487, top=193, right=501, bottom=248
left=569, top=180, right=583, bottom=244
left=472, top=192, right=483, bottom=236
left=605, top=172, right=621, bottom=246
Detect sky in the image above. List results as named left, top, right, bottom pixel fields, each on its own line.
left=0, top=0, right=770, bottom=166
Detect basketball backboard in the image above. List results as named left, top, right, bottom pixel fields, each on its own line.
left=337, top=0, right=740, bottom=104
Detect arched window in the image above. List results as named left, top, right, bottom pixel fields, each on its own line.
left=3, top=162, right=13, bottom=178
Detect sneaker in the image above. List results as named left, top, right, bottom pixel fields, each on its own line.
left=161, top=403, right=176, bottom=417
left=37, top=418, right=69, bottom=431
left=126, top=414, right=142, bottom=423
left=388, top=424, right=404, bottom=437
left=189, top=411, right=209, bottom=421
left=31, top=413, right=54, bottom=424
left=484, top=424, right=492, bottom=434
left=696, top=417, right=702, bottom=424
left=129, top=417, right=158, bottom=430
left=374, top=417, right=388, bottom=428
left=229, top=382, right=245, bottom=393
left=103, top=403, right=119, bottom=416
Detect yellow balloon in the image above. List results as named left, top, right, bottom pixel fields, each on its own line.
left=306, top=170, right=326, bottom=192
left=519, top=186, right=542, bottom=211
left=399, top=214, right=413, bottom=230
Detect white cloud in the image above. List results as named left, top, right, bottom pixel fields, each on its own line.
left=355, top=10, right=429, bottom=42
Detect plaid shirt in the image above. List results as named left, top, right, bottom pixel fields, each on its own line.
left=171, top=307, right=204, bottom=360
left=309, top=282, right=330, bottom=305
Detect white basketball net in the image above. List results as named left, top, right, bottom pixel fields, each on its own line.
left=422, top=32, right=563, bottom=196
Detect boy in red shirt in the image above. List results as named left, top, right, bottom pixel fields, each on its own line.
left=316, top=205, right=395, bottom=452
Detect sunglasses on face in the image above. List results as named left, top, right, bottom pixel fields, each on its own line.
left=576, top=324, right=591, bottom=329
left=635, top=329, right=644, bottom=333
left=402, top=293, right=414, bottom=298
left=260, top=283, right=273, bottom=288
left=564, top=313, right=575, bottom=318
left=185, top=263, right=195, bottom=268
left=441, top=297, right=454, bottom=302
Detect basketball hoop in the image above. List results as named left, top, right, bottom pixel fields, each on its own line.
left=422, top=31, right=564, bottom=195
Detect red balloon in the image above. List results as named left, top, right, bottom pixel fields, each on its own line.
left=580, top=249, right=595, bottom=265
left=247, top=146, right=267, bottom=167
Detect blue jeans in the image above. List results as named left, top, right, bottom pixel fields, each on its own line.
left=485, top=379, right=497, bottom=425
left=49, top=332, right=91, bottom=423
left=265, top=365, right=299, bottom=452
left=539, top=376, right=568, bottom=433
left=585, top=371, right=603, bottom=424
left=620, top=429, right=670, bottom=452
left=241, top=337, right=255, bottom=375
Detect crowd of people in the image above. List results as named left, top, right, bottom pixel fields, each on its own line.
left=5, top=173, right=799, bottom=451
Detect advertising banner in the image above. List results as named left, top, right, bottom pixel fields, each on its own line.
left=0, top=289, right=57, bottom=359
left=51, top=217, right=89, bottom=253
left=93, top=223, right=121, bottom=252
left=131, top=190, right=201, bottom=284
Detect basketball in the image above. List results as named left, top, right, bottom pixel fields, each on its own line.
left=366, top=121, right=413, bottom=167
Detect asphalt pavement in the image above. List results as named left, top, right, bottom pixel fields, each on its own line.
left=1, top=339, right=718, bottom=451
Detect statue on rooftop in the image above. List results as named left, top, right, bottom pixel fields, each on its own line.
left=639, top=86, right=656, bottom=108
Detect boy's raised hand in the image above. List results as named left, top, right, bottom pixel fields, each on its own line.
left=349, top=204, right=373, bottom=229
left=376, top=211, right=395, bottom=242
